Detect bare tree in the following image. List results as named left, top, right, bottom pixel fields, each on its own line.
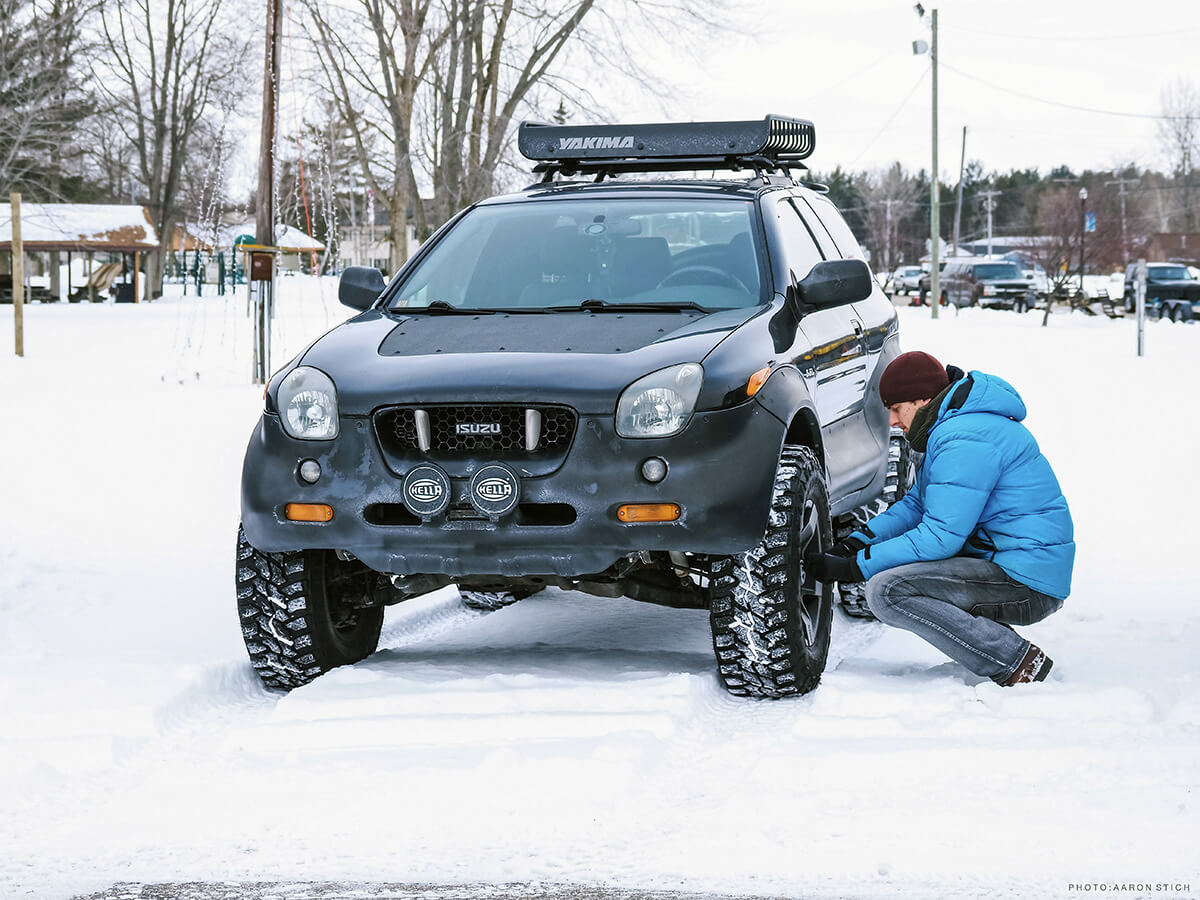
left=1019, top=188, right=1100, bottom=326
left=422, top=0, right=730, bottom=228
left=422, top=0, right=600, bottom=229
left=304, top=0, right=730, bottom=268
left=854, top=163, right=918, bottom=278
left=302, top=0, right=448, bottom=272
left=1157, top=77, right=1199, bottom=231
left=94, top=0, right=248, bottom=296
left=0, top=0, right=91, bottom=196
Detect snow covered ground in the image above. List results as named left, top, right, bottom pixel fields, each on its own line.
left=1, top=280, right=1197, bottom=900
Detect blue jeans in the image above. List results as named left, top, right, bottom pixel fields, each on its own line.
left=864, top=557, right=1064, bottom=682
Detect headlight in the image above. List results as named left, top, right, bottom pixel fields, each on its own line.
left=616, top=363, right=703, bottom=438
left=277, top=367, right=339, bottom=440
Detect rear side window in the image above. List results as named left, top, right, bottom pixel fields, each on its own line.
left=796, top=194, right=866, bottom=260
left=772, top=199, right=824, bottom=281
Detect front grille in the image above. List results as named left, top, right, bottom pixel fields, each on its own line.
left=376, top=404, right=577, bottom=456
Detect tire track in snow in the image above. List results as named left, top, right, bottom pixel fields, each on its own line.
left=152, top=587, right=502, bottom=741
left=152, top=661, right=278, bottom=739
left=376, top=585, right=496, bottom=651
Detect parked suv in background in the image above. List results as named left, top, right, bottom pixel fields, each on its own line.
left=941, top=258, right=1035, bottom=310
left=235, top=116, right=907, bottom=701
left=916, top=256, right=975, bottom=305
left=1123, top=262, right=1200, bottom=321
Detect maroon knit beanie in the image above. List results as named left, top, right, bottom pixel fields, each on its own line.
left=879, top=351, right=949, bottom=406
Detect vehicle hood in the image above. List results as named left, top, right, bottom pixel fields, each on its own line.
left=299, top=307, right=763, bottom=415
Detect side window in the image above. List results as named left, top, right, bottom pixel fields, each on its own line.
left=797, top=194, right=866, bottom=261
left=772, top=199, right=825, bottom=282
left=788, top=199, right=838, bottom=259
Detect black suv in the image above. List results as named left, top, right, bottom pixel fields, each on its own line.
left=1123, top=262, right=1200, bottom=321
left=236, top=116, right=904, bottom=700
left=941, top=259, right=1035, bottom=310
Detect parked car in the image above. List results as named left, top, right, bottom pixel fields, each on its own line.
left=1122, top=262, right=1200, bottom=320
left=887, top=265, right=925, bottom=296
left=941, top=258, right=1036, bottom=310
left=235, top=115, right=908, bottom=701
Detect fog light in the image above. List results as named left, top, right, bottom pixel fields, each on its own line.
left=640, top=457, right=668, bottom=483
left=299, top=459, right=322, bottom=484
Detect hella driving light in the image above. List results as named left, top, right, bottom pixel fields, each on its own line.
left=278, top=367, right=339, bottom=440
left=616, top=364, right=703, bottom=438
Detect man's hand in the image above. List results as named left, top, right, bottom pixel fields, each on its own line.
left=830, top=534, right=868, bottom=557
left=804, top=550, right=865, bottom=584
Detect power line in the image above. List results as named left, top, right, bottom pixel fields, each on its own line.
left=849, top=65, right=930, bottom=166
left=938, top=61, right=1196, bottom=121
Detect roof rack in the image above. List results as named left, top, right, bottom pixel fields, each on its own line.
left=518, top=115, right=815, bottom=183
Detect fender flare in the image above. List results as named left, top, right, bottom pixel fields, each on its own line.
left=753, top=365, right=825, bottom=469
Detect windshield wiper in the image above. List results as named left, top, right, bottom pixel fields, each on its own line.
left=394, top=300, right=496, bottom=314
left=546, top=298, right=714, bottom=313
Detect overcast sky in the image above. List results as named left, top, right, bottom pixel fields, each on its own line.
left=606, top=0, right=1199, bottom=180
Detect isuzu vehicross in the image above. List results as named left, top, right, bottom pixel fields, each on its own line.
left=237, top=116, right=907, bottom=699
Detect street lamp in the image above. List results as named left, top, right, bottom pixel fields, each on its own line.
left=1079, top=187, right=1088, bottom=293
left=913, top=5, right=939, bottom=318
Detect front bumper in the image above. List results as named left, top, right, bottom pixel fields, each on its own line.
left=240, top=400, right=786, bottom=576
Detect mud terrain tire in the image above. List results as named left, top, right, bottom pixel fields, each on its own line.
left=236, top=526, right=385, bottom=691
left=708, top=445, right=833, bottom=698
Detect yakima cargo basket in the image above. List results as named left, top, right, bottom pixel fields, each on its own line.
left=518, top=115, right=816, bottom=181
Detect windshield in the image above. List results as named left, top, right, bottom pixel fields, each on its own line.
left=1150, top=265, right=1191, bottom=281
left=389, top=198, right=766, bottom=312
left=974, top=263, right=1022, bottom=280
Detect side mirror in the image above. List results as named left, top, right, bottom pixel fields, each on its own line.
left=338, top=266, right=386, bottom=310
left=793, top=259, right=874, bottom=311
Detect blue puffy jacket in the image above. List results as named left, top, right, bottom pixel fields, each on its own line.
left=856, top=371, right=1075, bottom=599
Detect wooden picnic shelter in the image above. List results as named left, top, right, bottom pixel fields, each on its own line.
left=0, top=203, right=161, bottom=303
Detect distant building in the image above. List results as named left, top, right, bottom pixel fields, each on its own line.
left=956, top=236, right=1054, bottom=257
left=219, top=223, right=326, bottom=272
left=1141, top=233, right=1200, bottom=265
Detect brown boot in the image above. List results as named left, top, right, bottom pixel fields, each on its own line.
left=997, top=643, right=1053, bottom=686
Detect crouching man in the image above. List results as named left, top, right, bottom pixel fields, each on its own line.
left=807, top=351, right=1074, bottom=685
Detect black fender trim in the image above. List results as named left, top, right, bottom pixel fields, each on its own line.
left=753, top=365, right=824, bottom=466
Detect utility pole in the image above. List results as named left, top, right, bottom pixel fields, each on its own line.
left=10, top=192, right=23, bottom=357
left=251, top=0, right=283, bottom=384
left=1106, top=176, right=1138, bottom=264
left=979, top=189, right=1001, bottom=258
left=884, top=198, right=893, bottom=275
left=930, top=8, right=940, bottom=319
left=953, top=126, right=966, bottom=257
left=912, top=5, right=940, bottom=316
left=1079, top=187, right=1088, bottom=288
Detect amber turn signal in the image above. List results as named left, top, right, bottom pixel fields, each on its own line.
left=285, top=503, right=334, bottom=522
left=746, top=365, right=771, bottom=397
left=617, top=503, right=681, bottom=523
